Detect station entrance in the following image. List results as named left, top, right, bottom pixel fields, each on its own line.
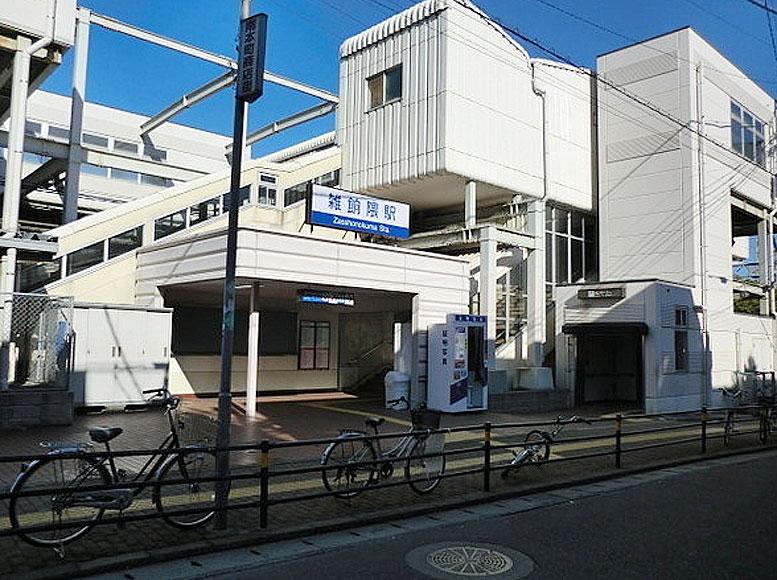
left=564, top=323, right=647, bottom=407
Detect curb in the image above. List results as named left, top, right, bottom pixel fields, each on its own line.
left=11, top=443, right=777, bottom=580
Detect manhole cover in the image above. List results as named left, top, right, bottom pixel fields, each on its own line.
left=406, top=542, right=534, bottom=579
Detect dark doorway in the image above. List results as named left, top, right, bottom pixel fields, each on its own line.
left=573, top=331, right=644, bottom=406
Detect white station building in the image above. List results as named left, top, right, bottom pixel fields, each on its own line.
left=1, top=0, right=776, bottom=419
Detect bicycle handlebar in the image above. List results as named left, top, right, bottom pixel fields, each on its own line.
left=142, top=388, right=169, bottom=396
left=387, top=396, right=409, bottom=407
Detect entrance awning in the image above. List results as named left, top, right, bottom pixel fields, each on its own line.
left=562, top=322, right=649, bottom=336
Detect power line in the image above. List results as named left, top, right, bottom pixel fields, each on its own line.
left=766, top=1, right=777, bottom=74
left=528, top=0, right=777, bottom=86
left=745, top=0, right=777, bottom=16
left=456, top=1, right=769, bottom=176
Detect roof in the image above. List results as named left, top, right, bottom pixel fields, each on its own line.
left=339, top=0, right=530, bottom=63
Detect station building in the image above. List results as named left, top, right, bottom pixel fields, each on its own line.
left=1, top=0, right=776, bottom=417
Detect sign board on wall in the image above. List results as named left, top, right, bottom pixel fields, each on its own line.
left=577, top=287, right=626, bottom=300
left=298, top=290, right=355, bottom=307
left=237, top=14, right=268, bottom=103
left=307, top=184, right=410, bottom=239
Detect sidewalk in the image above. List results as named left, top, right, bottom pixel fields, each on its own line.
left=0, top=394, right=769, bottom=578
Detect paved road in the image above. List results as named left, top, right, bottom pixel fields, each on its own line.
left=101, top=451, right=777, bottom=580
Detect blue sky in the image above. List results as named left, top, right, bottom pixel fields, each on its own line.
left=41, top=0, right=777, bottom=158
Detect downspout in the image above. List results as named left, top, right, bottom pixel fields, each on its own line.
left=27, top=0, right=57, bottom=56
left=696, top=63, right=710, bottom=407
left=531, top=62, right=549, bottom=202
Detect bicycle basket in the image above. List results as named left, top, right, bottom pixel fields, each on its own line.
left=411, top=407, right=441, bottom=430
left=175, top=409, right=218, bottom=447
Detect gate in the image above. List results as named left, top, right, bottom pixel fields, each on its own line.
left=0, top=292, right=74, bottom=387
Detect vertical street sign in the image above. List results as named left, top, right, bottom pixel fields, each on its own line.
left=237, top=13, right=267, bottom=103
left=214, top=2, right=267, bottom=530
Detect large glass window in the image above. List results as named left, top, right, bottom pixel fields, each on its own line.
left=367, top=65, right=402, bottom=109
left=495, top=258, right=527, bottom=349
left=67, top=241, right=104, bottom=276
left=18, top=258, right=61, bottom=292
left=81, top=163, right=109, bottom=177
left=283, top=170, right=341, bottom=207
left=731, top=100, right=766, bottom=167
left=140, top=174, right=173, bottom=187
left=154, top=209, right=187, bottom=240
left=108, top=226, right=143, bottom=259
left=545, top=205, right=597, bottom=290
left=189, top=197, right=221, bottom=226
left=299, top=321, right=330, bottom=370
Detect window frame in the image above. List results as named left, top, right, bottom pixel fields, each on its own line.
left=66, top=241, right=105, bottom=276
left=154, top=209, right=187, bottom=240
left=108, top=226, right=143, bottom=260
left=367, top=65, right=403, bottom=111
left=730, top=99, right=766, bottom=167
left=298, top=320, right=331, bottom=370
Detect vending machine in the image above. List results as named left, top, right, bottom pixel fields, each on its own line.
left=427, top=314, right=489, bottom=413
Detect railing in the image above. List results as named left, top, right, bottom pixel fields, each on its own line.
left=0, top=402, right=775, bottom=544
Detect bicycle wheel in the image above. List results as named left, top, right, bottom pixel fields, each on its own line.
left=9, top=453, right=110, bottom=547
left=406, top=434, right=446, bottom=494
left=321, top=435, right=376, bottom=498
left=155, top=448, right=218, bottom=528
left=524, top=430, right=551, bottom=462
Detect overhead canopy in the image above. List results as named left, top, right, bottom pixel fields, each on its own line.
left=562, top=322, right=649, bottom=336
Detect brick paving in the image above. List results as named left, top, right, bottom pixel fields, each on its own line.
left=0, top=394, right=770, bottom=578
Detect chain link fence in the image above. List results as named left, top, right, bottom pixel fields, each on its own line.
left=0, top=292, right=74, bottom=387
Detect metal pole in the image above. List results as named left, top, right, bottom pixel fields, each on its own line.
left=214, top=0, right=251, bottom=530
left=259, top=439, right=270, bottom=528
left=64, top=8, right=90, bottom=224
left=615, top=414, right=622, bottom=468
left=0, top=35, right=32, bottom=391
left=700, top=407, right=708, bottom=454
left=483, top=421, right=491, bottom=492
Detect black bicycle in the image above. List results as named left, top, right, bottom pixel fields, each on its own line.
left=8, top=388, right=218, bottom=549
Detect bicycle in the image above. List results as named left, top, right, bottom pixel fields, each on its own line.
left=320, top=397, right=446, bottom=498
left=721, top=386, right=744, bottom=446
left=501, top=415, right=590, bottom=479
left=8, top=388, right=218, bottom=550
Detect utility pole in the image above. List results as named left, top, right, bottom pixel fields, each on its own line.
left=214, top=0, right=267, bottom=529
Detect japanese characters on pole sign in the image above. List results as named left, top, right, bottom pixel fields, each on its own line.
left=237, top=14, right=268, bottom=103
left=308, top=184, right=410, bottom=239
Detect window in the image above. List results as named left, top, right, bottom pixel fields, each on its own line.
left=154, top=209, right=187, bottom=240
left=494, top=258, right=527, bottom=349
left=545, top=205, right=597, bottom=289
left=284, top=182, right=308, bottom=207
left=140, top=173, right=173, bottom=187
left=674, top=330, right=688, bottom=372
left=47, top=125, right=70, bottom=141
left=18, top=258, right=61, bottom=292
left=189, top=197, right=221, bottom=226
left=299, top=320, right=330, bottom=370
left=81, top=163, right=109, bottom=177
left=112, top=168, right=139, bottom=182
left=731, top=100, right=766, bottom=167
left=367, top=65, right=402, bottom=109
left=67, top=241, right=104, bottom=276
left=25, top=121, right=42, bottom=136
left=114, top=139, right=139, bottom=155
left=82, top=133, right=109, bottom=148
left=673, top=307, right=689, bottom=372
left=222, top=186, right=250, bottom=210
left=258, top=174, right=277, bottom=206
left=108, top=226, right=143, bottom=259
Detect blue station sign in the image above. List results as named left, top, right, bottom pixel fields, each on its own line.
left=308, top=184, right=410, bottom=239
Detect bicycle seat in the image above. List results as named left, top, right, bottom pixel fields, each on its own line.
left=365, top=417, right=385, bottom=429
left=89, top=427, right=123, bottom=444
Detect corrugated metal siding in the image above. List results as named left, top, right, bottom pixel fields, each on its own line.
left=339, top=12, right=445, bottom=191
left=563, top=302, right=645, bottom=324
left=601, top=51, right=678, bottom=87
left=606, top=131, right=681, bottom=162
